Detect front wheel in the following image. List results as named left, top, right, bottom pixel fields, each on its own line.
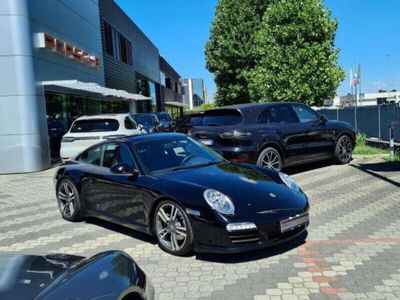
left=57, top=178, right=82, bottom=222
left=256, top=147, right=283, bottom=172
left=335, top=135, right=353, bottom=164
left=154, top=200, right=194, bottom=256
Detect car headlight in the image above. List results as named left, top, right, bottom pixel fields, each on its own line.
left=203, top=189, right=235, bottom=215
left=279, top=172, right=300, bottom=192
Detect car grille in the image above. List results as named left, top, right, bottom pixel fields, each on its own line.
left=228, top=229, right=260, bottom=244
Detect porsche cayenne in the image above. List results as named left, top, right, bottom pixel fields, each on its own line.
left=190, top=103, right=356, bottom=171
left=55, top=134, right=309, bottom=256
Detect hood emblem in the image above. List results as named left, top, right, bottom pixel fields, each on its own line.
left=269, top=193, right=277, bottom=198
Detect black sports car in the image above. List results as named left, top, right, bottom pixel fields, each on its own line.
left=0, top=251, right=154, bottom=300
left=55, top=134, right=309, bottom=256
left=190, top=102, right=356, bottom=171
left=131, top=114, right=160, bottom=133
left=155, top=112, right=175, bottom=132
left=175, top=113, right=204, bottom=134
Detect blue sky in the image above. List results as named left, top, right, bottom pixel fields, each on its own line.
left=115, top=0, right=400, bottom=100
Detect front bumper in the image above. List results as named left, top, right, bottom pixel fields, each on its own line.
left=191, top=213, right=309, bottom=254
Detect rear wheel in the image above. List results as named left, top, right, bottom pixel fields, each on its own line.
left=335, top=135, right=353, bottom=164
left=257, top=147, right=283, bottom=172
left=154, top=200, right=194, bottom=256
left=57, top=178, right=82, bottom=222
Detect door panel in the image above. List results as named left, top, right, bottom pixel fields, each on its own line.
left=84, top=143, right=148, bottom=230
left=292, top=104, right=335, bottom=158
left=259, top=105, right=308, bottom=164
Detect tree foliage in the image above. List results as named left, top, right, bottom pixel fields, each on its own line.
left=205, top=0, right=270, bottom=106
left=249, top=0, right=345, bottom=106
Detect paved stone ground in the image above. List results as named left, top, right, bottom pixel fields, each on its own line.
left=0, top=159, right=399, bottom=300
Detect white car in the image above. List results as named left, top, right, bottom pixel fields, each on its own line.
left=60, top=114, right=145, bottom=162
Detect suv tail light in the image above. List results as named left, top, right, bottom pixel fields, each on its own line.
left=219, top=131, right=252, bottom=140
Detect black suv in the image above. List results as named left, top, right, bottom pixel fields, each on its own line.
left=190, top=103, right=356, bottom=171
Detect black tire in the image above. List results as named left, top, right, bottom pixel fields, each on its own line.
left=335, top=135, right=353, bottom=164
left=56, top=178, right=82, bottom=222
left=153, top=200, right=194, bottom=256
left=256, top=147, right=283, bottom=172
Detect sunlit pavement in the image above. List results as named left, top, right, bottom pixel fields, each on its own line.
left=0, top=159, right=399, bottom=300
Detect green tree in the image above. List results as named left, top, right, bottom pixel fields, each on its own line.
left=205, top=0, right=270, bottom=106
left=249, top=0, right=344, bottom=106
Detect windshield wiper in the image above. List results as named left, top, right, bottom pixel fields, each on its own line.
left=169, top=161, right=223, bottom=172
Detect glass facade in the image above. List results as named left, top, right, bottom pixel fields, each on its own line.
left=192, top=79, right=205, bottom=107
left=45, top=92, right=129, bottom=162
left=165, top=105, right=183, bottom=119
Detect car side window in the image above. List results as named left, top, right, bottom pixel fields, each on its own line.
left=292, top=105, right=320, bottom=123
left=258, top=106, right=299, bottom=124
left=102, top=143, right=136, bottom=169
left=79, top=146, right=103, bottom=166
left=124, top=117, right=137, bottom=130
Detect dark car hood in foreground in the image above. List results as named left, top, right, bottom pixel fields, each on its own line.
left=157, top=163, right=308, bottom=217
left=0, top=253, right=84, bottom=299
left=0, top=251, right=143, bottom=300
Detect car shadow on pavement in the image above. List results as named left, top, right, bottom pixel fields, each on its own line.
left=284, top=160, right=334, bottom=175
left=195, top=231, right=308, bottom=263
left=84, top=217, right=157, bottom=245
left=350, top=162, right=400, bottom=188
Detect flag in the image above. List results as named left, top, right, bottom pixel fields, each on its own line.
left=350, top=68, right=353, bottom=88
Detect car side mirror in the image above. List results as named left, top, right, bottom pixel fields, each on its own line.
left=110, top=163, right=139, bottom=177
left=319, top=115, right=327, bottom=125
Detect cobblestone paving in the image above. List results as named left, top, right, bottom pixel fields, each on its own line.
left=0, top=159, right=399, bottom=299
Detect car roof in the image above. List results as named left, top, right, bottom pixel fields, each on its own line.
left=75, top=114, right=130, bottom=122
left=207, top=102, right=301, bottom=113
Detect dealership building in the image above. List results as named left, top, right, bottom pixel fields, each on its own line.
left=0, top=0, right=184, bottom=173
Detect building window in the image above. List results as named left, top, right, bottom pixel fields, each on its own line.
left=102, top=20, right=132, bottom=66
left=119, top=35, right=132, bottom=65
left=103, top=21, right=114, bottom=56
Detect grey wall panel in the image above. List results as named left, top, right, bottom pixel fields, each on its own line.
left=99, top=0, right=160, bottom=88
left=0, top=0, right=104, bottom=173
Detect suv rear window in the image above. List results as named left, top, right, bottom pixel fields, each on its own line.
left=70, top=119, right=119, bottom=133
left=201, top=110, right=242, bottom=126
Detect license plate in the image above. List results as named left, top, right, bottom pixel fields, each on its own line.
left=199, top=139, right=214, bottom=146
left=280, top=213, right=309, bottom=233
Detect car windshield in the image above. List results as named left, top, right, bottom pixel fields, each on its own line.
left=156, top=113, right=171, bottom=122
left=132, top=136, right=224, bottom=174
left=70, top=119, right=119, bottom=133
left=132, top=115, right=154, bottom=125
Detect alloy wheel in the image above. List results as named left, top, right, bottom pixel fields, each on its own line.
left=155, top=203, right=187, bottom=252
left=58, top=182, right=76, bottom=218
left=260, top=149, right=282, bottom=171
left=338, top=136, right=352, bottom=162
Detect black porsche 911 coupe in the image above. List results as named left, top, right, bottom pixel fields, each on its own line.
left=0, top=251, right=154, bottom=300
left=55, top=133, right=309, bottom=256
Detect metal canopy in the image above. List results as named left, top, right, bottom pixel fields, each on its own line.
left=165, top=101, right=185, bottom=108
left=42, top=80, right=151, bottom=102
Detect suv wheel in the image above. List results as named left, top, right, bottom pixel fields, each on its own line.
left=335, top=135, right=353, bottom=164
left=257, top=147, right=283, bottom=172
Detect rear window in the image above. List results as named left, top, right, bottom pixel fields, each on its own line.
left=188, top=116, right=203, bottom=125
left=70, top=119, right=119, bottom=133
left=201, top=110, right=243, bottom=126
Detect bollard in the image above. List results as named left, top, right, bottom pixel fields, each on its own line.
left=389, top=124, right=395, bottom=161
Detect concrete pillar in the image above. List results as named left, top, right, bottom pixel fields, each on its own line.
left=0, top=0, right=50, bottom=173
